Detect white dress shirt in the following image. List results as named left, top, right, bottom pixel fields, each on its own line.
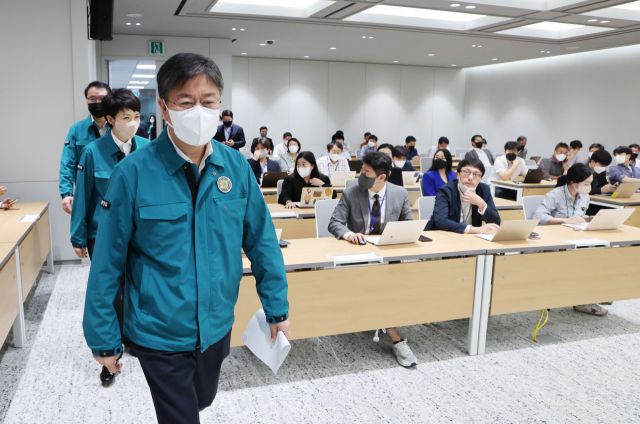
left=224, top=125, right=231, bottom=141
left=168, top=131, right=213, bottom=174
left=272, top=142, right=288, bottom=160
left=111, top=132, right=132, bottom=156
left=491, top=155, right=528, bottom=181
left=426, top=145, right=451, bottom=157
left=317, top=156, right=350, bottom=177
left=343, top=183, right=387, bottom=239
left=92, top=116, right=108, bottom=137
left=474, top=148, right=492, bottom=170
left=458, top=183, right=486, bottom=234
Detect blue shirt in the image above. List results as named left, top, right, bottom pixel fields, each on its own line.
left=406, top=147, right=419, bottom=161
left=59, top=115, right=109, bottom=198
left=422, top=170, right=457, bottom=196
left=608, top=163, right=640, bottom=184
left=70, top=133, right=150, bottom=247
left=82, top=128, right=289, bottom=356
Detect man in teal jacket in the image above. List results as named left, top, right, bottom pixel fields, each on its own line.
left=71, top=88, right=150, bottom=387
left=59, top=81, right=111, bottom=214
left=82, top=53, right=290, bottom=423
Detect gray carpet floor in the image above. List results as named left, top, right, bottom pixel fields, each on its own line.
left=1, top=264, right=639, bottom=423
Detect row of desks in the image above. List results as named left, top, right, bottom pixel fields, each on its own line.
left=0, top=203, right=54, bottom=348
left=233, top=224, right=640, bottom=355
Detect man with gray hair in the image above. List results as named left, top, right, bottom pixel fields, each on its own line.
left=82, top=52, right=290, bottom=423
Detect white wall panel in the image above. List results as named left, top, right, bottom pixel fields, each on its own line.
left=364, top=64, right=402, bottom=146
left=289, top=60, right=329, bottom=153
left=327, top=62, right=367, bottom=151
left=433, top=69, right=467, bottom=150
left=231, top=57, right=250, bottom=128
left=399, top=66, right=435, bottom=149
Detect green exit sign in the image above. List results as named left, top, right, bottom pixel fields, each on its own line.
left=149, top=41, right=164, bottom=55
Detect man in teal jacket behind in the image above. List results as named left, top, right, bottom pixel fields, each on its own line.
left=82, top=53, right=290, bottom=423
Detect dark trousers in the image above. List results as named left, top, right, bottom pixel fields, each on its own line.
left=87, top=239, right=126, bottom=345
left=130, top=330, right=231, bottom=424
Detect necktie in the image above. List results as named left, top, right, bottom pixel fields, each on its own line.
left=116, top=151, right=125, bottom=163
left=371, top=194, right=381, bottom=235
left=183, top=163, right=200, bottom=208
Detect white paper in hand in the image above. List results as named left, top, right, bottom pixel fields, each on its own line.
left=241, top=309, right=290, bottom=375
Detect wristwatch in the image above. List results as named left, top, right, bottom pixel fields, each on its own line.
left=267, top=313, right=288, bottom=324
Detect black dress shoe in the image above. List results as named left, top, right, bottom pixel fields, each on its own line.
left=100, top=366, right=116, bottom=388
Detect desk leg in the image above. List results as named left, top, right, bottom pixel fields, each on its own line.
left=490, top=184, right=496, bottom=198
left=467, top=255, right=485, bottom=356
left=12, top=248, right=27, bottom=348
left=477, top=255, right=494, bottom=355
left=516, top=188, right=523, bottom=203
left=44, top=221, right=54, bottom=274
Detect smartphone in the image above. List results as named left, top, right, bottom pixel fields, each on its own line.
left=419, top=235, right=432, bottom=242
left=278, top=240, right=291, bottom=247
left=8, top=197, right=19, bottom=205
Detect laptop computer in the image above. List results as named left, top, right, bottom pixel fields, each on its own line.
left=261, top=172, right=288, bottom=188
left=530, top=156, right=541, bottom=164
left=408, top=190, right=421, bottom=207
left=562, top=208, right=635, bottom=231
left=600, top=183, right=640, bottom=198
left=402, top=171, right=420, bottom=186
left=474, top=219, right=540, bottom=242
left=513, top=169, right=543, bottom=184
left=330, top=171, right=356, bottom=187
left=348, top=160, right=363, bottom=173
left=295, top=187, right=335, bottom=208
left=365, top=220, right=429, bottom=246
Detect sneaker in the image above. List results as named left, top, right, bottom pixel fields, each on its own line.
left=392, top=339, right=417, bottom=367
left=573, top=304, right=608, bottom=316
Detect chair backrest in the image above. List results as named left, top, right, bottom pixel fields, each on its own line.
left=321, top=151, right=328, bottom=157
left=482, top=166, right=493, bottom=184
left=418, top=196, right=436, bottom=221
left=277, top=179, right=284, bottom=200
left=341, top=152, right=351, bottom=159
left=524, top=159, right=537, bottom=167
left=345, top=178, right=358, bottom=189
left=420, top=157, right=433, bottom=173
left=356, top=149, right=362, bottom=159
left=315, top=199, right=340, bottom=238
left=241, top=150, right=251, bottom=159
left=455, top=148, right=468, bottom=158
left=522, top=195, right=545, bottom=220
left=495, top=153, right=504, bottom=158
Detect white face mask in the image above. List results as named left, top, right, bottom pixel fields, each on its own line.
left=165, top=102, right=219, bottom=147
left=615, top=155, right=627, bottom=164
left=594, top=166, right=606, bottom=174
left=258, top=150, right=268, bottom=158
left=368, top=141, right=376, bottom=148
left=588, top=151, right=594, bottom=158
left=555, top=154, right=566, bottom=162
left=329, top=153, right=341, bottom=162
left=574, top=183, right=591, bottom=195
left=458, top=181, right=477, bottom=195
left=288, top=145, right=299, bottom=154
left=297, top=167, right=311, bottom=178
left=395, top=160, right=406, bottom=168
left=150, top=117, right=155, bottom=124
left=114, top=120, right=139, bottom=141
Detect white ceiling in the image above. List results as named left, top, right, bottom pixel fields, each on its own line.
left=112, top=0, right=640, bottom=68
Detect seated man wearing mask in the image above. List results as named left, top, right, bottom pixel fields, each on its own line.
left=328, top=152, right=417, bottom=368
left=490, top=141, right=529, bottom=201
left=272, top=132, right=292, bottom=160
left=248, top=138, right=281, bottom=186
left=582, top=143, right=604, bottom=165
left=517, top=136, right=528, bottom=159
left=425, top=136, right=450, bottom=158
left=426, top=158, right=501, bottom=234
left=393, top=146, right=416, bottom=171
left=316, top=140, right=349, bottom=177
left=588, top=150, right=616, bottom=195
left=630, top=144, right=640, bottom=168
left=70, top=88, right=150, bottom=387
left=609, top=146, right=640, bottom=184
left=537, top=142, right=570, bottom=180
left=405, top=136, right=419, bottom=160
left=361, top=134, right=378, bottom=155
left=251, top=126, right=273, bottom=153
left=464, top=135, right=494, bottom=168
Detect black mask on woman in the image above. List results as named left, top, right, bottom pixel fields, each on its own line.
left=88, top=103, right=104, bottom=118
left=433, top=159, right=447, bottom=170
left=506, top=153, right=517, bottom=161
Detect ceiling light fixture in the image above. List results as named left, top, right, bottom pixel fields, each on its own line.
left=217, top=0, right=320, bottom=7
left=240, top=28, right=245, bottom=31
left=241, top=53, right=247, bottom=55
left=428, top=54, right=434, bottom=56
left=393, top=60, right=399, bottom=63
left=546, top=51, right=550, bottom=53
left=127, top=86, right=144, bottom=89
left=304, top=56, right=309, bottom=58
left=132, top=74, right=155, bottom=78
left=472, top=44, right=476, bottom=47
left=465, top=5, right=476, bottom=9
left=136, top=23, right=141, bottom=25
left=362, top=36, right=366, bottom=38
left=330, top=47, right=336, bottom=50
left=452, top=64, right=457, bottom=66
left=600, top=20, right=610, bottom=23
left=450, top=3, right=460, bottom=6
left=259, top=43, right=266, bottom=46
left=369, top=36, right=373, bottom=39
left=587, top=19, right=598, bottom=22
left=361, top=5, right=485, bottom=22
left=491, top=58, right=497, bottom=61
left=137, top=64, right=156, bottom=69
left=126, top=13, right=142, bottom=17
left=232, top=28, right=237, bottom=30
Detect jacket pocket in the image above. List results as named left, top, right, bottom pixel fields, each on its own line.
left=139, top=202, right=188, bottom=220
left=94, top=170, right=111, bottom=195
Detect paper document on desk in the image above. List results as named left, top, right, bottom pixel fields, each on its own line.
left=242, top=309, right=290, bottom=375
left=18, top=215, right=39, bottom=223
left=271, top=211, right=297, bottom=218
left=562, top=238, right=609, bottom=247
left=474, top=234, right=495, bottom=241
left=562, top=223, right=588, bottom=231
left=328, top=252, right=383, bottom=266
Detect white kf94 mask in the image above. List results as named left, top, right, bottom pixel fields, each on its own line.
left=165, top=101, right=219, bottom=147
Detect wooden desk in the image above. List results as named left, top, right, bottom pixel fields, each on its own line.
left=490, top=180, right=556, bottom=202
left=589, top=194, right=640, bottom=228
left=0, top=243, right=20, bottom=347
left=267, top=204, right=317, bottom=239
left=494, top=198, right=524, bottom=221
left=234, top=232, right=488, bottom=355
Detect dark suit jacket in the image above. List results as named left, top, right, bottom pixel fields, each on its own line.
left=248, top=158, right=281, bottom=185
left=388, top=167, right=404, bottom=187
left=401, top=162, right=416, bottom=172
left=425, top=180, right=500, bottom=233
left=590, top=170, right=608, bottom=195
left=136, top=121, right=148, bottom=138
left=213, top=123, right=246, bottom=150
left=251, top=137, right=273, bottom=153
left=465, top=149, right=495, bottom=166
left=278, top=173, right=331, bottom=204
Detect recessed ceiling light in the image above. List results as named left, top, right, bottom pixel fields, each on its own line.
left=232, top=28, right=236, bottom=30
left=137, top=64, right=156, bottom=69
left=428, top=54, right=434, bottom=56
left=465, top=5, right=476, bottom=9
left=452, top=64, right=457, bottom=66
left=217, top=0, right=319, bottom=7
left=600, top=20, right=610, bottom=23
left=393, top=60, right=399, bottom=63
left=240, top=28, right=245, bottom=31
left=525, top=22, right=582, bottom=31
left=369, top=36, right=373, bottom=39
left=588, top=19, right=598, bottom=22
left=259, top=43, right=266, bottom=46
left=613, top=1, right=640, bottom=11
left=546, top=51, right=550, bottom=53
left=362, top=36, right=366, bottom=38
left=491, top=58, right=497, bottom=61
left=478, top=45, right=482, bottom=47
left=135, top=23, right=141, bottom=25
left=127, top=86, right=144, bottom=89
left=126, top=13, right=142, bottom=17
left=126, top=23, right=131, bottom=25
left=330, top=47, right=336, bottom=50
left=132, top=74, right=155, bottom=78
left=360, top=5, right=485, bottom=22
left=541, top=50, right=545, bottom=52
left=241, top=53, right=247, bottom=55
left=472, top=45, right=476, bottom=47
left=450, top=3, right=460, bottom=7
left=304, top=56, right=309, bottom=58
left=567, top=46, right=579, bottom=49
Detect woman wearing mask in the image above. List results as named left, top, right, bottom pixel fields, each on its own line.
left=609, top=146, right=640, bottom=184
left=278, top=138, right=301, bottom=173
left=248, top=138, right=281, bottom=186
left=316, top=140, right=350, bottom=177
left=532, top=163, right=609, bottom=317
left=278, top=152, right=332, bottom=209
left=148, top=115, right=157, bottom=140
left=422, top=149, right=456, bottom=196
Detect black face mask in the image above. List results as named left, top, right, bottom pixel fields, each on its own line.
left=631, top=153, right=639, bottom=160
left=433, top=159, right=447, bottom=170
left=506, top=153, right=518, bottom=161
left=474, top=142, right=483, bottom=149
left=88, top=103, right=104, bottom=118
left=407, top=145, right=414, bottom=151
left=223, top=121, right=233, bottom=128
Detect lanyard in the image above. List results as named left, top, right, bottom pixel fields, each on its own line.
left=368, top=192, right=386, bottom=233
left=563, top=186, right=575, bottom=218
left=327, top=159, right=339, bottom=177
